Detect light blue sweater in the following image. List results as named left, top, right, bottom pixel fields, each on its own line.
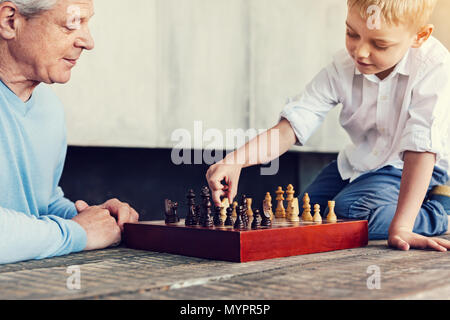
left=0, top=80, right=87, bottom=264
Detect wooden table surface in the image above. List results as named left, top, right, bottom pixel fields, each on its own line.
left=1, top=236, right=449, bottom=300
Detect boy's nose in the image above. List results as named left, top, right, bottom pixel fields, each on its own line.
left=355, top=43, right=370, bottom=59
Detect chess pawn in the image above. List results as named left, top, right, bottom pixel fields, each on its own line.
left=220, top=198, right=230, bottom=221
left=327, top=201, right=337, bottom=222
left=213, top=205, right=223, bottom=226
left=275, top=187, right=286, bottom=218
left=224, top=207, right=234, bottom=226
left=246, top=198, right=254, bottom=217
left=287, top=198, right=300, bottom=222
left=285, top=184, right=295, bottom=216
left=251, top=209, right=261, bottom=229
left=261, top=208, right=272, bottom=227
left=234, top=206, right=246, bottom=229
left=313, top=204, right=322, bottom=223
left=263, top=192, right=274, bottom=220
left=301, top=193, right=313, bottom=221
left=231, top=201, right=238, bottom=218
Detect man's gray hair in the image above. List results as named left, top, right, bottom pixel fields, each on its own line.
left=0, top=0, right=58, bottom=17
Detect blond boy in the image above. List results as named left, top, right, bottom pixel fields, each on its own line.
left=207, top=0, right=450, bottom=251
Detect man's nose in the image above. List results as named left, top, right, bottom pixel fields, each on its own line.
left=75, top=27, right=95, bottom=51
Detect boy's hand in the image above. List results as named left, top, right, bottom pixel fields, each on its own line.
left=206, top=162, right=243, bottom=207
left=72, top=206, right=122, bottom=251
left=76, top=199, right=139, bottom=232
left=388, top=227, right=450, bottom=252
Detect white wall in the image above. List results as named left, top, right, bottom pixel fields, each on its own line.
left=53, top=0, right=449, bottom=153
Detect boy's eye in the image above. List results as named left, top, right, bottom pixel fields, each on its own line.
left=346, top=31, right=359, bottom=39
left=374, top=44, right=389, bottom=51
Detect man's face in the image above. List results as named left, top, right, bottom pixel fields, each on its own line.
left=9, top=0, right=95, bottom=84
left=345, top=5, right=416, bottom=79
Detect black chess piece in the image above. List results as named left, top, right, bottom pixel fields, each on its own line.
left=224, top=207, right=234, bottom=226
left=194, top=205, right=201, bottom=225
left=172, top=202, right=180, bottom=222
left=240, top=195, right=249, bottom=226
left=251, top=209, right=261, bottom=229
left=213, top=205, right=223, bottom=226
left=234, top=205, right=245, bottom=229
left=261, top=208, right=272, bottom=227
left=164, top=199, right=179, bottom=224
left=200, top=186, right=214, bottom=227
left=185, top=189, right=197, bottom=226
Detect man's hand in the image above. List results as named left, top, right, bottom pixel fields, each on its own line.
left=388, top=227, right=450, bottom=252
left=76, top=199, right=139, bottom=232
left=72, top=206, right=122, bottom=251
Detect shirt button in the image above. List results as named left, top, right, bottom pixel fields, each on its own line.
left=380, top=96, right=388, bottom=101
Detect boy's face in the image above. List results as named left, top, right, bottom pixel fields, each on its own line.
left=345, top=5, right=417, bottom=79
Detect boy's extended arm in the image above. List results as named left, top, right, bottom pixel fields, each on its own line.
left=388, top=151, right=450, bottom=251
left=207, top=119, right=297, bottom=205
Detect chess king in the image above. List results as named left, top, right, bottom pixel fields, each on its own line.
left=207, top=0, right=450, bottom=252
left=0, top=0, right=139, bottom=265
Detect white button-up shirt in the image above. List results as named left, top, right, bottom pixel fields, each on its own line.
left=281, top=36, right=450, bottom=182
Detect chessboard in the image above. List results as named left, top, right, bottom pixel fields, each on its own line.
left=123, top=185, right=369, bottom=263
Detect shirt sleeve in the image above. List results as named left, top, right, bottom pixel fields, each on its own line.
left=399, top=58, right=450, bottom=162
left=280, top=62, right=341, bottom=146
left=47, top=187, right=78, bottom=219
left=45, top=120, right=78, bottom=219
left=0, top=206, right=87, bottom=264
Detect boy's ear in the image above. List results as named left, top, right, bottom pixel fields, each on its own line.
left=411, top=24, right=434, bottom=49
left=0, top=2, right=20, bottom=40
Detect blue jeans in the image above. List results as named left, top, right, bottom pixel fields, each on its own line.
left=304, top=161, right=449, bottom=240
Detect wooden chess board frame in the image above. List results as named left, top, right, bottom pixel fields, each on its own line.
left=124, top=218, right=368, bottom=263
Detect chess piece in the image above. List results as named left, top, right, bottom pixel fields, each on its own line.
left=241, top=195, right=249, bottom=226
left=164, top=199, right=179, bottom=224
left=285, top=184, right=295, bottom=217
left=287, top=197, right=300, bottom=222
left=301, top=193, right=313, bottom=221
left=313, top=204, right=322, bottom=223
left=200, top=186, right=214, bottom=227
left=194, top=205, right=201, bottom=225
left=251, top=209, right=261, bottom=229
left=220, top=198, right=230, bottom=221
left=275, top=187, right=286, bottom=218
left=213, top=205, right=223, bottom=226
left=231, top=201, right=238, bottom=218
left=263, top=192, right=274, bottom=220
left=327, top=201, right=337, bottom=222
left=234, top=205, right=246, bottom=229
left=246, top=198, right=254, bottom=217
left=185, top=189, right=197, bottom=226
left=261, top=208, right=272, bottom=227
left=225, top=207, right=234, bottom=226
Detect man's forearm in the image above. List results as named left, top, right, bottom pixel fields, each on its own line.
left=223, top=119, right=297, bottom=168
left=389, top=151, right=436, bottom=233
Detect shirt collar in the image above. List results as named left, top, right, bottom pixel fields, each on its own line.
left=354, top=49, right=411, bottom=80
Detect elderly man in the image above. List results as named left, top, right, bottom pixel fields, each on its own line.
left=0, top=0, right=139, bottom=264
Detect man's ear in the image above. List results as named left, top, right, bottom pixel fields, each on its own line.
left=0, top=2, right=19, bottom=40
left=412, top=24, right=434, bottom=49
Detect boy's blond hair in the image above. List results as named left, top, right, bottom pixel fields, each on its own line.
left=347, top=0, right=438, bottom=31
